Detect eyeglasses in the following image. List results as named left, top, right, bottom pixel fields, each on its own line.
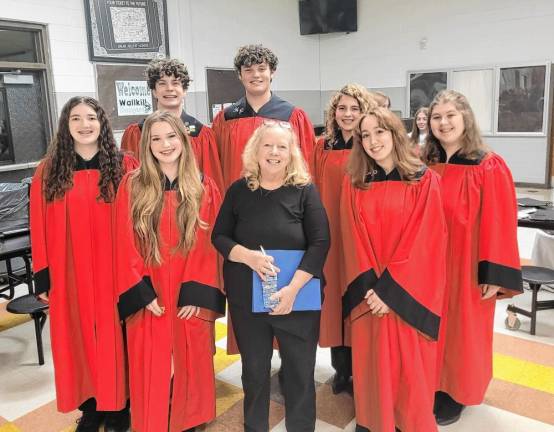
left=262, top=119, right=292, bottom=129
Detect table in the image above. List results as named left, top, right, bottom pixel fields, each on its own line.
left=517, top=198, right=554, bottom=230
left=510, top=199, right=554, bottom=334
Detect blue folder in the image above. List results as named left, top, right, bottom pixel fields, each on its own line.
left=252, top=249, right=321, bottom=313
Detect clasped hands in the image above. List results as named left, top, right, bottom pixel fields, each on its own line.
left=146, top=298, right=199, bottom=319
left=365, top=289, right=390, bottom=317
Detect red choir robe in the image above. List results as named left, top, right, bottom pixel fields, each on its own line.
left=30, top=153, right=137, bottom=412
left=121, top=112, right=224, bottom=192
left=312, top=135, right=351, bottom=347
left=115, top=173, right=225, bottom=432
left=429, top=148, right=523, bottom=405
left=212, top=93, right=316, bottom=191
left=340, top=166, right=447, bottom=432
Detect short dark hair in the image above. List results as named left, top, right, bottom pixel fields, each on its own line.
left=233, top=45, right=278, bottom=73
left=146, top=58, right=191, bottom=90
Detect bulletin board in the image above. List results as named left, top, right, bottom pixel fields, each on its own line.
left=205, top=68, right=244, bottom=123
left=95, top=63, right=154, bottom=131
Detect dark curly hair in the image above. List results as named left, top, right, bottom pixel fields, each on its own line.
left=233, top=44, right=278, bottom=73
left=43, top=96, right=123, bottom=203
left=146, top=58, right=191, bottom=90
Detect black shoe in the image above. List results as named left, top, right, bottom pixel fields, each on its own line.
left=331, top=373, right=350, bottom=395
left=104, top=406, right=130, bottom=432
left=278, top=366, right=285, bottom=390
left=433, top=390, right=448, bottom=415
left=435, top=392, right=465, bottom=426
left=75, top=410, right=104, bottom=432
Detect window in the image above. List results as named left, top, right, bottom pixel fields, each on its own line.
left=407, top=63, right=549, bottom=136
left=0, top=21, right=54, bottom=167
left=451, top=69, right=494, bottom=133
left=497, top=65, right=546, bottom=133
left=0, top=29, right=38, bottom=62
left=408, top=71, right=447, bottom=117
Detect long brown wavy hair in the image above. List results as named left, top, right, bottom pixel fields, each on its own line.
left=324, top=83, right=377, bottom=144
left=347, top=109, right=424, bottom=189
left=409, top=107, right=429, bottom=146
left=422, top=90, right=488, bottom=164
left=43, top=96, right=123, bottom=202
left=130, top=111, right=206, bottom=265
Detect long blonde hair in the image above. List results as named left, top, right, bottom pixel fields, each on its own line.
left=348, top=109, right=424, bottom=189
left=324, top=84, right=377, bottom=144
left=242, top=122, right=311, bottom=191
left=423, top=90, right=488, bottom=164
left=130, top=111, right=206, bottom=265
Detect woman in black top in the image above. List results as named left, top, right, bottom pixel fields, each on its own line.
left=212, top=121, right=329, bottom=432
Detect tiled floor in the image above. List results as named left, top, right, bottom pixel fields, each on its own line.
left=1, top=187, right=553, bottom=431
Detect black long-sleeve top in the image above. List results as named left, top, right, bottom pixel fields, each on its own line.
left=212, top=178, right=330, bottom=311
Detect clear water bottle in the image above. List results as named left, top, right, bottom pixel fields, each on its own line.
left=262, top=273, right=279, bottom=309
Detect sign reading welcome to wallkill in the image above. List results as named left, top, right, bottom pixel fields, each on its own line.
left=115, top=81, right=153, bottom=116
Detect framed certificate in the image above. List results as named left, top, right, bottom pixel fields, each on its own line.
left=84, top=0, right=169, bottom=63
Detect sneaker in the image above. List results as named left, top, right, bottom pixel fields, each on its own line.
left=75, top=410, right=104, bottom=432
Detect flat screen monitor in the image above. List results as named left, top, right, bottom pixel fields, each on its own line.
left=299, top=0, right=357, bottom=35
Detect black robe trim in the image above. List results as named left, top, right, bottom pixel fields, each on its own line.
left=118, top=276, right=157, bottom=321
left=325, top=130, right=353, bottom=150
left=224, top=93, right=294, bottom=121
left=478, top=260, right=523, bottom=293
left=162, top=173, right=203, bottom=191
left=373, top=269, right=440, bottom=340
left=437, top=145, right=486, bottom=165
left=75, top=152, right=100, bottom=170
left=364, top=165, right=427, bottom=183
left=163, top=176, right=178, bottom=191
left=180, top=112, right=203, bottom=137
left=177, top=281, right=226, bottom=315
left=34, top=267, right=51, bottom=295
left=342, top=268, right=378, bottom=319
left=138, top=111, right=203, bottom=137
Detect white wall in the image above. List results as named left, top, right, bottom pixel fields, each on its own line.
left=319, top=0, right=554, bottom=90
left=167, top=0, right=321, bottom=92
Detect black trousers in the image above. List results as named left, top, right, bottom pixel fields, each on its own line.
left=330, top=345, right=352, bottom=378
left=230, top=304, right=320, bottom=432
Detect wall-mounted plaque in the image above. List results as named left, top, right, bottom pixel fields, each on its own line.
left=84, top=0, right=169, bottom=63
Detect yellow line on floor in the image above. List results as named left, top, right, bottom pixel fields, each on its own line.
left=0, top=423, right=21, bottom=432
left=493, top=352, right=554, bottom=394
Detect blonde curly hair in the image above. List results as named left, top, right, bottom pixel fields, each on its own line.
left=241, top=122, right=310, bottom=191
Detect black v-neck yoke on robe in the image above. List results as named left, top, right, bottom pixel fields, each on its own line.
left=364, top=165, right=427, bottom=183
left=223, top=93, right=294, bottom=122
left=163, top=176, right=178, bottom=191
left=325, top=130, right=353, bottom=150
left=75, top=152, right=100, bottom=171
left=437, top=144, right=486, bottom=165
left=138, top=111, right=204, bottom=138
